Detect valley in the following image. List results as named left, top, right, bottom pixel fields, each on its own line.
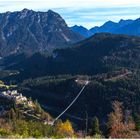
left=0, top=8, right=140, bottom=138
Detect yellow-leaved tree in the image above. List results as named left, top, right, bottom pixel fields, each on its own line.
left=56, top=120, right=74, bottom=138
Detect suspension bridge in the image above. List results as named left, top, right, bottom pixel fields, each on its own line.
left=46, top=80, right=89, bottom=126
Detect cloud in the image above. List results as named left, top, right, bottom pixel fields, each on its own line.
left=52, top=6, right=140, bottom=28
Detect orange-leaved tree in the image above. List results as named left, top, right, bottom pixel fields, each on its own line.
left=107, top=101, right=135, bottom=138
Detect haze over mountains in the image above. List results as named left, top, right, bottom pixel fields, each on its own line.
left=0, top=9, right=83, bottom=57
left=71, top=18, right=140, bottom=37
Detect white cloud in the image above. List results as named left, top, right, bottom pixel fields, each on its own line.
left=1, top=0, right=140, bottom=10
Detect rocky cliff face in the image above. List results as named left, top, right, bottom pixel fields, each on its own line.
left=0, top=9, right=84, bottom=57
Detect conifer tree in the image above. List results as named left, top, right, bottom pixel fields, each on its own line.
left=91, top=116, right=101, bottom=135
left=135, top=115, right=140, bottom=131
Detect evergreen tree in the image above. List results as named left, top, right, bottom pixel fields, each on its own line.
left=91, top=116, right=101, bottom=135
left=9, top=108, right=16, bottom=121
left=34, top=100, right=43, bottom=114
left=135, top=115, right=140, bottom=131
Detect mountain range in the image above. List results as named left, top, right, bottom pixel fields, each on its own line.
left=1, top=9, right=140, bottom=131
left=1, top=8, right=140, bottom=57
left=0, top=9, right=84, bottom=57
left=71, top=18, right=140, bottom=37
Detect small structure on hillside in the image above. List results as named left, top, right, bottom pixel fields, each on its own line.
left=75, top=78, right=89, bottom=85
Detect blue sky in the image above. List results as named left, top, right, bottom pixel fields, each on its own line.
left=0, top=0, right=140, bottom=29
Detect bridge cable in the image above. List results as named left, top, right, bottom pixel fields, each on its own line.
left=52, top=81, right=89, bottom=124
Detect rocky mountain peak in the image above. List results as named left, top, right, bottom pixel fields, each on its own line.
left=0, top=9, right=84, bottom=57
